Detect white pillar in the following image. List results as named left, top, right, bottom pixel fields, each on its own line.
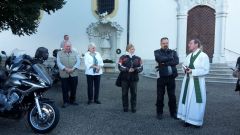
left=115, top=31, right=122, bottom=59
left=213, top=0, right=228, bottom=63
left=177, top=12, right=188, bottom=63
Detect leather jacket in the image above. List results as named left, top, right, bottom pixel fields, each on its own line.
left=118, top=54, right=143, bottom=81
left=154, top=48, right=179, bottom=78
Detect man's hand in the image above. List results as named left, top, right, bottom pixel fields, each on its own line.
left=91, top=64, right=98, bottom=68
left=91, top=65, right=100, bottom=73
left=129, top=68, right=135, bottom=72
left=95, top=66, right=100, bottom=73
left=91, top=65, right=100, bottom=69
left=186, top=68, right=192, bottom=74
left=64, top=67, right=74, bottom=73
left=69, top=68, right=75, bottom=73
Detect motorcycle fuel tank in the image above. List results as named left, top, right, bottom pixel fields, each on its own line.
left=5, top=72, right=28, bottom=86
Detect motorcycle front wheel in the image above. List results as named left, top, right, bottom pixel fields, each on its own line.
left=27, top=102, right=60, bottom=134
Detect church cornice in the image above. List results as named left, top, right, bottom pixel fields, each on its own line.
left=175, top=0, right=228, bottom=14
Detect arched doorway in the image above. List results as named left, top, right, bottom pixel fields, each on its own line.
left=186, top=6, right=215, bottom=62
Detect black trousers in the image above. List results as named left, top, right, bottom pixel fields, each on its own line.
left=235, top=79, right=240, bottom=91
left=86, top=75, right=101, bottom=101
left=121, top=81, right=137, bottom=110
left=61, top=76, right=78, bottom=103
left=156, top=76, right=177, bottom=115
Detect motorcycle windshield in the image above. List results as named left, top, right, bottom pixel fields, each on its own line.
left=32, top=64, right=53, bottom=86
left=11, top=55, right=23, bottom=70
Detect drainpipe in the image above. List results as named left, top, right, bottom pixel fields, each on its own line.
left=127, top=0, right=130, bottom=45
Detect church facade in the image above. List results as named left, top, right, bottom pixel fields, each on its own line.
left=0, top=0, right=239, bottom=66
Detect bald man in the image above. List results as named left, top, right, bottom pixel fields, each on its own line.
left=57, top=41, right=81, bottom=108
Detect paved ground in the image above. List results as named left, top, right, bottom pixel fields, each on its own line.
left=0, top=72, right=240, bottom=135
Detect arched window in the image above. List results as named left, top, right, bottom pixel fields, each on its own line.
left=97, top=0, right=114, bottom=14
left=92, top=0, right=118, bottom=18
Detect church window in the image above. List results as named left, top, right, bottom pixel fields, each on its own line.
left=92, top=0, right=118, bottom=18
left=97, top=0, right=114, bottom=14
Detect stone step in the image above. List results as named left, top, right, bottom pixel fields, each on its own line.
left=176, top=63, right=229, bottom=68
left=177, top=67, right=232, bottom=70
left=179, top=78, right=237, bottom=84
left=208, top=70, right=233, bottom=74
left=175, top=78, right=237, bottom=84
left=143, top=74, right=237, bottom=84
left=177, top=73, right=234, bottom=78
left=146, top=73, right=237, bottom=80
left=150, top=71, right=235, bottom=77
left=177, top=69, right=233, bottom=74
left=176, top=66, right=230, bottom=69
left=143, top=62, right=237, bottom=84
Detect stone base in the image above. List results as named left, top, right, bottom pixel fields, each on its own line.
left=103, top=63, right=116, bottom=73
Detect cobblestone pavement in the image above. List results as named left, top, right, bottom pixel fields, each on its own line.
left=0, top=73, right=240, bottom=135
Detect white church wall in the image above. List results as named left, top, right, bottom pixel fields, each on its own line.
left=129, top=0, right=178, bottom=60
left=225, top=0, right=240, bottom=62
left=1, top=0, right=239, bottom=64
left=0, top=0, right=128, bottom=58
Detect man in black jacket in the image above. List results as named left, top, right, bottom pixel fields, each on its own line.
left=235, top=57, right=240, bottom=92
left=154, top=37, right=179, bottom=120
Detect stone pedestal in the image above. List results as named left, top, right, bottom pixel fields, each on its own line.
left=103, top=63, right=116, bottom=73
left=87, top=19, right=123, bottom=66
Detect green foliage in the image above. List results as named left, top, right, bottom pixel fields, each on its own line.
left=0, top=0, right=66, bottom=36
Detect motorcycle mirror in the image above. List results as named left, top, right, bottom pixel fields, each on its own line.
left=1, top=51, right=6, bottom=55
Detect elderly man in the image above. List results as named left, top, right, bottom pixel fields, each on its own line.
left=177, top=39, right=210, bottom=127
left=57, top=41, right=80, bottom=108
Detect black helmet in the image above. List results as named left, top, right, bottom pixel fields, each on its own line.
left=53, top=49, right=61, bottom=58
left=35, top=47, right=49, bottom=61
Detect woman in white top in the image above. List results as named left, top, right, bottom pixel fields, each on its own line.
left=84, top=43, right=104, bottom=104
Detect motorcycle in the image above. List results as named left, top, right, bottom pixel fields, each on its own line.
left=0, top=51, right=60, bottom=134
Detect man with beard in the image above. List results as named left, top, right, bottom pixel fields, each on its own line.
left=154, top=37, right=179, bottom=120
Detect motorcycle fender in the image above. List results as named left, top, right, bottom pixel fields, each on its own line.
left=39, top=98, right=54, bottom=104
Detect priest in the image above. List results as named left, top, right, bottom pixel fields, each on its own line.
left=177, top=38, right=210, bottom=127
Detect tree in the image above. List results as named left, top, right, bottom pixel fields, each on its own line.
left=0, top=0, right=66, bottom=36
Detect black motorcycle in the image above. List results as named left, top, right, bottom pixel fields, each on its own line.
left=0, top=51, right=60, bottom=134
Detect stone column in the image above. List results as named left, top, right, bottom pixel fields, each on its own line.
left=213, top=0, right=228, bottom=63
left=176, top=12, right=188, bottom=63
left=115, top=31, right=122, bottom=61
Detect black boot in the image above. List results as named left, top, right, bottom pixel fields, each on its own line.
left=183, top=122, right=191, bottom=127
left=157, top=114, right=163, bottom=120
left=170, top=113, right=178, bottom=120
